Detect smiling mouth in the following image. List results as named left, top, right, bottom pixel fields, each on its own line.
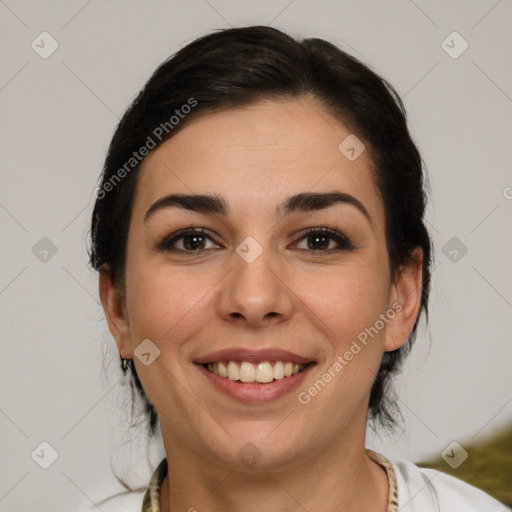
left=203, top=361, right=309, bottom=384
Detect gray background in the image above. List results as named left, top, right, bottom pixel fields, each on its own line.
left=1, top=1, right=511, bottom=510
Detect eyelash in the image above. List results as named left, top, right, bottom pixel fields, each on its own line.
left=157, top=227, right=354, bottom=254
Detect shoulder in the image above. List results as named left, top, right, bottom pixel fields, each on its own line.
left=390, top=458, right=510, bottom=511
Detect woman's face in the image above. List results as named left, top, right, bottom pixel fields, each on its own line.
left=102, top=97, right=421, bottom=470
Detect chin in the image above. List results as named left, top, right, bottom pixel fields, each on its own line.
left=212, top=428, right=307, bottom=472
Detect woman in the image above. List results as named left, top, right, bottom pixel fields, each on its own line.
left=90, top=25, right=508, bottom=511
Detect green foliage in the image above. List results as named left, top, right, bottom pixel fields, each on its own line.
left=418, top=426, right=512, bottom=506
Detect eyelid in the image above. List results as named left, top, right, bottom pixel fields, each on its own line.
left=293, top=227, right=354, bottom=251
left=157, top=226, right=354, bottom=253
left=157, top=227, right=222, bottom=252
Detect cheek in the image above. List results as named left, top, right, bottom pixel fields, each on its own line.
left=296, top=265, right=391, bottom=412
left=299, top=262, right=390, bottom=343
left=125, top=259, right=218, bottom=346
left=123, top=261, right=218, bottom=416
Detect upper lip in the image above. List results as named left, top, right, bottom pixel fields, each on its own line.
left=193, top=348, right=314, bottom=365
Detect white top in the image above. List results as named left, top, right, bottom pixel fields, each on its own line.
left=390, top=457, right=510, bottom=511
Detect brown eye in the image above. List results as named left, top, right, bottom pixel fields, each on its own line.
left=158, top=228, right=221, bottom=252
left=295, top=228, right=354, bottom=252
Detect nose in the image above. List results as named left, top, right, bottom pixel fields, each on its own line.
left=218, top=240, right=294, bottom=328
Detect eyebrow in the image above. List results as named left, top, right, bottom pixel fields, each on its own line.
left=144, top=191, right=372, bottom=224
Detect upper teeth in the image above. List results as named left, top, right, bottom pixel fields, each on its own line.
left=206, top=361, right=305, bottom=383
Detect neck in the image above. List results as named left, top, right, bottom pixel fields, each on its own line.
left=159, top=423, right=388, bottom=512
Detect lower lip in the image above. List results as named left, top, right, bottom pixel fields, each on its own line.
left=197, top=363, right=315, bottom=404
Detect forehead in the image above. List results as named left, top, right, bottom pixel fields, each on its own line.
left=133, top=98, right=383, bottom=222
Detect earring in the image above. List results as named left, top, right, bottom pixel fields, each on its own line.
left=121, top=355, right=132, bottom=372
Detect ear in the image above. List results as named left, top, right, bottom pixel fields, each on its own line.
left=99, top=267, right=133, bottom=359
left=384, top=247, right=423, bottom=352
